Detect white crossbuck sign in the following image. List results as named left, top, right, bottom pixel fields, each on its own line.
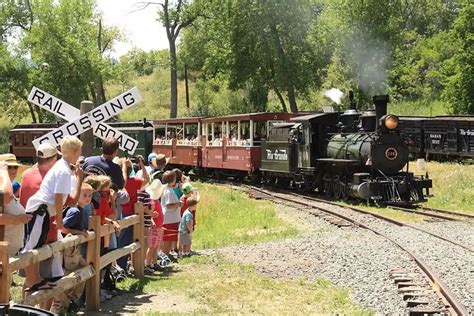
left=28, top=87, right=143, bottom=155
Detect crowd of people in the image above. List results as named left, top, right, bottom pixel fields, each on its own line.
left=0, top=136, right=199, bottom=313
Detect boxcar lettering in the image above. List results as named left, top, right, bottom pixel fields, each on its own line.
left=66, top=123, right=79, bottom=135
left=52, top=129, right=64, bottom=143
left=460, top=129, right=474, bottom=136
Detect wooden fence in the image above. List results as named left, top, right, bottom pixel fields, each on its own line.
left=0, top=203, right=145, bottom=311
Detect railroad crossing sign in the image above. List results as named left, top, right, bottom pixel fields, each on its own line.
left=28, top=87, right=143, bottom=155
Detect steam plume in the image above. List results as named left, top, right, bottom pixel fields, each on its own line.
left=324, top=88, right=344, bottom=104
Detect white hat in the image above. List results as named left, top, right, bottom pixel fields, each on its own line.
left=145, top=179, right=165, bottom=200
left=37, top=143, right=60, bottom=158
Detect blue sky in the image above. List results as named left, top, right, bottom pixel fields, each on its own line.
left=97, top=0, right=169, bottom=57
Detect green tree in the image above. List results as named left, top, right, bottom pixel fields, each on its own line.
left=442, top=2, right=473, bottom=114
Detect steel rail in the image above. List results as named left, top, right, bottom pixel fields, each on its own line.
left=419, top=206, right=474, bottom=220
left=281, top=191, right=473, bottom=253
left=388, top=205, right=473, bottom=222
left=245, top=185, right=469, bottom=316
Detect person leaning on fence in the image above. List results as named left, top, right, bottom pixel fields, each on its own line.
left=179, top=195, right=198, bottom=257
left=117, top=157, right=148, bottom=271
left=0, top=155, right=32, bottom=257
left=50, top=182, right=94, bottom=313
left=160, top=170, right=180, bottom=258
left=19, top=143, right=59, bottom=209
left=22, top=136, right=83, bottom=299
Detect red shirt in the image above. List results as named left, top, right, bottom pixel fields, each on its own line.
left=151, top=200, right=164, bottom=228
left=122, top=178, right=144, bottom=216
left=19, top=165, right=46, bottom=208
left=95, top=196, right=114, bottom=225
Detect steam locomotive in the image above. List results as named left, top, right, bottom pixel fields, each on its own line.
left=261, top=94, right=432, bottom=205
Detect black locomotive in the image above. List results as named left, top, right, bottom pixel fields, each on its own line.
left=261, top=94, right=432, bottom=205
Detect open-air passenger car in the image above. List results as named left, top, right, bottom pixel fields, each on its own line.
left=200, top=112, right=297, bottom=178
left=151, top=117, right=203, bottom=171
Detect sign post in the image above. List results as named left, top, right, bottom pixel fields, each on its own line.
left=80, top=100, right=94, bottom=157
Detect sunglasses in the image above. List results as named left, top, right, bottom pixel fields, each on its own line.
left=8, top=166, right=19, bottom=170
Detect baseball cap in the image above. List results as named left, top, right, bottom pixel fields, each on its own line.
left=182, top=182, right=193, bottom=194
left=37, top=143, right=60, bottom=158
left=147, top=152, right=158, bottom=163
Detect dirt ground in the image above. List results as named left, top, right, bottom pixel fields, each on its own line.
left=80, top=290, right=206, bottom=315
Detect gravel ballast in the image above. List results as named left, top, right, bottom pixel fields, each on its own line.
left=218, top=205, right=446, bottom=315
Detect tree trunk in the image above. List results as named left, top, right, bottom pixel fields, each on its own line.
left=96, top=76, right=106, bottom=105
left=268, top=14, right=298, bottom=113
left=184, top=64, right=190, bottom=108
left=274, top=87, right=288, bottom=112
left=27, top=102, right=37, bottom=123
left=169, top=41, right=178, bottom=118
left=287, top=84, right=298, bottom=113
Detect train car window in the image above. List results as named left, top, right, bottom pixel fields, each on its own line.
left=23, top=134, right=27, bottom=146
left=14, top=134, right=20, bottom=146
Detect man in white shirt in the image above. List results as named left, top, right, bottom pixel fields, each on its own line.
left=23, top=136, right=83, bottom=301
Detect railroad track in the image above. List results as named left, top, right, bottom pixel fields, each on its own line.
left=244, top=185, right=470, bottom=316
left=388, top=205, right=474, bottom=223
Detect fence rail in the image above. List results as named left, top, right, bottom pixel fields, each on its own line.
left=0, top=203, right=145, bottom=311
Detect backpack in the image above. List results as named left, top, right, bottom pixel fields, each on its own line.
left=103, top=265, right=127, bottom=291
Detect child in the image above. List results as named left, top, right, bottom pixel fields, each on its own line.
left=94, top=176, right=120, bottom=251
left=23, top=136, right=83, bottom=298
left=179, top=196, right=198, bottom=257
left=138, top=189, right=160, bottom=274
left=51, top=183, right=93, bottom=313
left=180, top=183, right=197, bottom=231
left=160, top=171, right=180, bottom=257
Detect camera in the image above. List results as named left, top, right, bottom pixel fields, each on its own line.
left=130, top=155, right=144, bottom=164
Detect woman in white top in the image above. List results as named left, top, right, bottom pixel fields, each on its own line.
left=0, top=154, right=32, bottom=257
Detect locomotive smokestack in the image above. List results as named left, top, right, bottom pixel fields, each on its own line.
left=373, top=95, right=389, bottom=126
left=349, top=90, right=356, bottom=111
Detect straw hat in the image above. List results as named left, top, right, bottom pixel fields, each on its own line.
left=151, top=154, right=170, bottom=170
left=145, top=179, right=165, bottom=200
left=0, top=153, right=26, bottom=173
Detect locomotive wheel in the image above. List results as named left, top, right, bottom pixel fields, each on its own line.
left=340, top=176, right=349, bottom=201
left=323, top=177, right=333, bottom=197
left=333, top=175, right=342, bottom=199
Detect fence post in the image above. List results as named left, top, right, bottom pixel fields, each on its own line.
left=0, top=242, right=9, bottom=304
left=85, top=216, right=101, bottom=311
left=132, top=203, right=144, bottom=278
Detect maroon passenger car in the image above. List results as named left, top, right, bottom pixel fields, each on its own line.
left=200, top=112, right=296, bottom=177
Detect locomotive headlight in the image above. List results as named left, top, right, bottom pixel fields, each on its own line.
left=383, top=115, right=399, bottom=130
